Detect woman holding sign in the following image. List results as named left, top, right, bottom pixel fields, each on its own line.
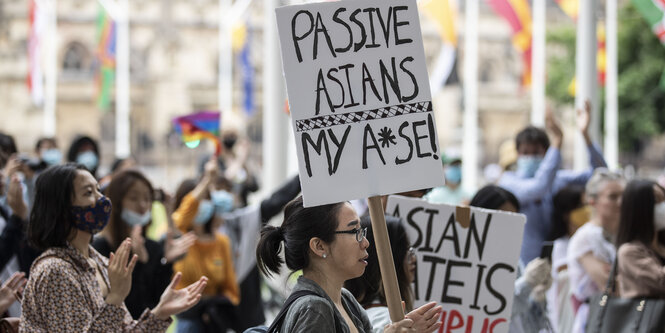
left=256, top=196, right=439, bottom=333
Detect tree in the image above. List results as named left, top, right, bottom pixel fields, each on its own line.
left=546, top=3, right=665, bottom=153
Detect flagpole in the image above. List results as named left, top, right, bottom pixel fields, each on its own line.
left=574, top=0, right=597, bottom=170
left=43, top=0, right=57, bottom=137
left=219, top=0, right=233, bottom=121
left=115, top=0, right=130, bottom=158
left=262, top=0, right=289, bottom=194
left=531, top=0, right=546, bottom=127
left=604, top=0, right=618, bottom=170
left=462, top=0, right=478, bottom=193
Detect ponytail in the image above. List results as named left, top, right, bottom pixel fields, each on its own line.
left=256, top=225, right=285, bottom=277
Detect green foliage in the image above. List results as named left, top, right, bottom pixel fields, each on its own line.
left=546, top=3, right=665, bottom=152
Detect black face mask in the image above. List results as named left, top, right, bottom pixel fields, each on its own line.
left=223, top=137, right=237, bottom=150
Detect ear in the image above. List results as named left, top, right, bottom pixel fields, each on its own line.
left=309, top=237, right=328, bottom=258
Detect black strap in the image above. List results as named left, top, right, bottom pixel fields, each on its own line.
left=267, top=290, right=318, bottom=333
left=603, top=256, right=619, bottom=294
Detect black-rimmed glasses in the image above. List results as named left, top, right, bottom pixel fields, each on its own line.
left=334, top=227, right=367, bottom=243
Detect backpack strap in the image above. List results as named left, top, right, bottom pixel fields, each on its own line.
left=267, top=290, right=319, bottom=333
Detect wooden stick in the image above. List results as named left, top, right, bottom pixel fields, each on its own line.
left=367, top=196, right=405, bottom=322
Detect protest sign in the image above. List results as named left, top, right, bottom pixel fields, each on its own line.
left=276, top=0, right=444, bottom=207
left=386, top=196, right=526, bottom=333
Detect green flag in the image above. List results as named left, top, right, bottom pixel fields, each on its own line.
left=95, top=7, right=115, bottom=110
left=631, top=0, right=665, bottom=89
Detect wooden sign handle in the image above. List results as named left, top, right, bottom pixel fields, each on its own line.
left=367, top=196, right=405, bottom=322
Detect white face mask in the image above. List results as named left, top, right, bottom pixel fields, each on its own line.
left=654, top=202, right=665, bottom=231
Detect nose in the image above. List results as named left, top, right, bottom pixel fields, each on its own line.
left=360, top=235, right=370, bottom=249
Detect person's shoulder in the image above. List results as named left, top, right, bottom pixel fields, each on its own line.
left=288, top=293, right=335, bottom=318
left=618, top=241, right=649, bottom=258
left=569, top=223, right=597, bottom=241
left=30, top=252, right=80, bottom=284
left=215, top=232, right=232, bottom=244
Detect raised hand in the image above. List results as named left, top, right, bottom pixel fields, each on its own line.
left=106, top=238, right=138, bottom=306
left=152, top=272, right=208, bottom=320
left=164, top=231, right=197, bottom=263
left=545, top=109, right=563, bottom=149
left=577, top=100, right=592, bottom=145
left=405, top=302, right=443, bottom=333
left=7, top=175, right=28, bottom=220
left=0, top=271, right=27, bottom=313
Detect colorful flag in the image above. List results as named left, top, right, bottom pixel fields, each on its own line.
left=173, top=111, right=222, bottom=155
left=95, top=6, right=116, bottom=110
left=420, top=0, right=458, bottom=91
left=239, top=24, right=255, bottom=116
left=487, top=0, right=533, bottom=86
left=27, top=0, right=46, bottom=106
left=597, top=22, right=606, bottom=86
left=554, top=0, right=578, bottom=20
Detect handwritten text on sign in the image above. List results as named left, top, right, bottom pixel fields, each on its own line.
left=386, top=196, right=526, bottom=333
left=276, top=0, right=444, bottom=207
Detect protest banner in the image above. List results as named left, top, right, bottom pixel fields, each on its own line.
left=386, top=196, right=526, bottom=333
left=276, top=0, right=444, bottom=208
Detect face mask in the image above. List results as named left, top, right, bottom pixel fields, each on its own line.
left=76, top=151, right=99, bottom=172
left=71, top=196, right=112, bottom=234
left=444, top=166, right=462, bottom=185
left=211, top=190, right=234, bottom=215
left=516, top=156, right=543, bottom=178
left=42, top=149, right=62, bottom=166
left=569, top=205, right=591, bottom=231
left=223, top=136, right=237, bottom=150
left=194, top=200, right=214, bottom=225
left=654, top=202, right=665, bottom=231
left=121, top=208, right=151, bottom=227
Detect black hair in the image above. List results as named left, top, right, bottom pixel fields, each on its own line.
left=616, top=179, right=663, bottom=248
left=110, top=157, right=131, bottom=173
left=106, top=169, right=154, bottom=249
left=0, top=133, right=17, bottom=156
left=549, top=185, right=585, bottom=241
left=66, top=135, right=100, bottom=174
left=29, top=163, right=88, bottom=250
left=515, top=126, right=550, bottom=151
left=256, top=195, right=344, bottom=277
left=470, top=185, right=520, bottom=211
left=35, top=137, right=57, bottom=152
left=173, top=178, right=215, bottom=234
left=345, top=217, right=414, bottom=312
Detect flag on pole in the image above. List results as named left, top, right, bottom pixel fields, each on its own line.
left=95, top=6, right=116, bottom=111
left=239, top=24, right=255, bottom=116
left=597, top=22, right=607, bottom=86
left=420, top=0, right=458, bottom=91
left=487, top=0, right=533, bottom=86
left=632, top=0, right=665, bottom=88
left=554, top=0, right=578, bottom=20
left=173, top=111, right=222, bottom=155
left=27, top=0, right=46, bottom=106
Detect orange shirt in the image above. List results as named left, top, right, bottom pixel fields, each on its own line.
left=172, top=193, right=240, bottom=303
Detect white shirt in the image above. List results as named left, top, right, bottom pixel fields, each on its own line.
left=567, top=223, right=615, bottom=301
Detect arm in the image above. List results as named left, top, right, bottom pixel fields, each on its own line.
left=499, top=147, right=561, bottom=204
left=578, top=252, right=611, bottom=291
left=260, top=175, right=301, bottom=223
left=220, top=237, right=240, bottom=305
left=0, top=214, right=25, bottom=271
left=172, top=193, right=201, bottom=233
left=618, top=243, right=665, bottom=295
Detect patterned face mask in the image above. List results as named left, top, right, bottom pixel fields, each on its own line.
left=71, top=196, right=112, bottom=234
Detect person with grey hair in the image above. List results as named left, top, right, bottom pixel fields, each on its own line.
left=566, top=168, right=625, bottom=333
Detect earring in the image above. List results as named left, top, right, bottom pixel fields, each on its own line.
left=322, top=253, right=327, bottom=259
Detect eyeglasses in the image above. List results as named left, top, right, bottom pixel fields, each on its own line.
left=408, top=247, right=416, bottom=259
left=334, top=227, right=367, bottom=243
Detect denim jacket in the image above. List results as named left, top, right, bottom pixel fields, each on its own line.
left=281, top=276, right=373, bottom=333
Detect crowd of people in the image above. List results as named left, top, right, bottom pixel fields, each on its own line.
left=0, top=101, right=664, bottom=333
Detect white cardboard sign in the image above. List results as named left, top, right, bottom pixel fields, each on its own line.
left=276, top=0, right=444, bottom=207
left=386, top=196, right=526, bottom=333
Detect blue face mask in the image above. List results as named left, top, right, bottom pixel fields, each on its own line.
left=445, top=166, right=462, bottom=185
left=42, top=149, right=62, bottom=166
left=71, top=196, right=112, bottom=234
left=211, top=190, right=234, bottom=215
left=121, top=208, right=151, bottom=227
left=76, top=151, right=99, bottom=172
left=516, top=156, right=543, bottom=178
left=194, top=200, right=215, bottom=225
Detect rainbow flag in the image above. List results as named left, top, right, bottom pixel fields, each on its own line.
left=173, top=111, right=222, bottom=155
left=95, top=6, right=116, bottom=110
left=487, top=0, right=533, bottom=87
left=632, top=0, right=665, bottom=88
